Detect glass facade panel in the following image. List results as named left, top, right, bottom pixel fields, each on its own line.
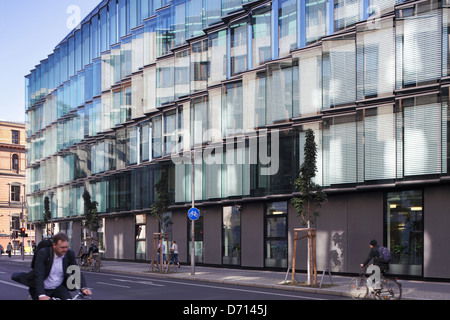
left=223, top=206, right=241, bottom=265
left=243, top=71, right=266, bottom=130
left=175, top=49, right=190, bottom=99
left=208, top=30, right=227, bottom=86
left=323, top=34, right=356, bottom=109
left=187, top=0, right=204, bottom=38
left=265, top=202, right=288, bottom=268
left=356, top=18, right=395, bottom=100
left=230, top=20, right=248, bottom=75
left=174, top=0, right=187, bottom=46
left=222, top=82, right=243, bottom=136
left=396, top=5, right=442, bottom=88
left=306, top=0, right=327, bottom=44
left=357, top=106, right=396, bottom=182
left=279, top=0, right=297, bottom=57
left=157, top=7, right=174, bottom=57
left=266, top=62, right=293, bottom=125
left=401, top=94, right=444, bottom=176
left=157, top=57, right=175, bottom=106
left=293, top=47, right=322, bottom=117
left=386, top=190, right=423, bottom=277
left=252, top=5, right=272, bottom=67
left=334, top=0, right=360, bottom=31
left=190, top=40, right=208, bottom=93
left=323, top=115, right=357, bottom=186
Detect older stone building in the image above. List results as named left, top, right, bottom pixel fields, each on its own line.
left=0, top=120, right=28, bottom=255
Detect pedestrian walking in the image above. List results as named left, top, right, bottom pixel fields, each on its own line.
left=6, top=242, right=12, bottom=258
left=157, top=239, right=167, bottom=267
left=171, top=240, right=180, bottom=267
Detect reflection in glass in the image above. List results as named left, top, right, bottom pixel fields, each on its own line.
left=223, top=206, right=241, bottom=265
left=265, top=202, right=288, bottom=268
left=386, top=190, right=423, bottom=276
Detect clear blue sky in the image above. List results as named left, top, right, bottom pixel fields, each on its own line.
left=0, top=0, right=101, bottom=123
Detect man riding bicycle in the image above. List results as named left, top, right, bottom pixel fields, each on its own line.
left=360, top=239, right=389, bottom=274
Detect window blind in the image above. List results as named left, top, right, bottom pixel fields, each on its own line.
left=323, top=36, right=356, bottom=108
left=401, top=10, right=442, bottom=86
left=363, top=107, right=396, bottom=181
left=294, top=47, right=322, bottom=117
left=323, top=116, right=357, bottom=185
left=356, top=18, right=395, bottom=99
left=404, top=102, right=442, bottom=176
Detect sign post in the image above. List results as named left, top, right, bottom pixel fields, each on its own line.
left=189, top=150, right=196, bottom=275
left=188, top=207, right=199, bottom=276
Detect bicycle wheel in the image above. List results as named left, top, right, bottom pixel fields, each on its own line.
left=87, top=258, right=93, bottom=271
left=93, top=259, right=100, bottom=272
left=378, top=279, right=402, bottom=300
left=348, top=276, right=368, bottom=299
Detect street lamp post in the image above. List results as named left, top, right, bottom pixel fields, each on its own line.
left=21, top=196, right=24, bottom=261
left=191, top=149, right=195, bottom=276
left=49, top=191, right=54, bottom=237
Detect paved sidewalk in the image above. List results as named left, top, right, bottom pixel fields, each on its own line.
left=4, top=254, right=450, bottom=300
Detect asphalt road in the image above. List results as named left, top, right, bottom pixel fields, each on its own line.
left=0, top=257, right=347, bottom=301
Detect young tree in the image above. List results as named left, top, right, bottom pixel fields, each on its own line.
left=291, top=129, right=327, bottom=285
left=82, top=190, right=99, bottom=246
left=151, top=169, right=172, bottom=271
left=43, top=196, right=51, bottom=237
left=151, top=170, right=171, bottom=231
left=291, top=129, right=327, bottom=226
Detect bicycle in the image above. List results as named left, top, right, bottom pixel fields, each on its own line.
left=86, top=255, right=100, bottom=272
left=51, top=290, right=94, bottom=300
left=348, top=267, right=402, bottom=300
left=78, top=255, right=88, bottom=270
left=27, top=289, right=93, bottom=300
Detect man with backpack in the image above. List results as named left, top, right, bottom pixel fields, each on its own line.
left=360, top=239, right=390, bottom=274
left=12, top=232, right=92, bottom=300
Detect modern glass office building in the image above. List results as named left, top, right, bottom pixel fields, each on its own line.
left=26, top=0, right=450, bottom=279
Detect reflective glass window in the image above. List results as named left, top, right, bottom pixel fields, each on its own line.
left=322, top=34, right=356, bottom=109
left=386, top=190, right=423, bottom=277
left=265, top=202, right=288, bottom=268
left=208, top=30, right=227, bottom=86
left=279, top=0, right=297, bottom=57
left=230, top=20, right=248, bottom=75
left=223, top=206, right=241, bottom=265
left=252, top=5, right=272, bottom=67
left=306, top=0, right=327, bottom=44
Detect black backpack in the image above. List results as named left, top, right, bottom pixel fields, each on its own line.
left=31, top=239, right=53, bottom=269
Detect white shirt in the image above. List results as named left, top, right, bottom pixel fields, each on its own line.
left=43, top=253, right=65, bottom=290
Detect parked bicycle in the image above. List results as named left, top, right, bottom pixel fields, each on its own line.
left=151, top=260, right=178, bottom=273
left=348, top=267, right=402, bottom=300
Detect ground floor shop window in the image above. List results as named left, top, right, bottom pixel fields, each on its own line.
left=222, top=206, right=241, bottom=265
left=386, top=190, right=423, bottom=276
left=135, top=214, right=146, bottom=260
left=188, top=210, right=203, bottom=263
left=265, top=202, right=288, bottom=268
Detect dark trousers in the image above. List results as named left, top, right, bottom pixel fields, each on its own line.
left=30, top=285, right=72, bottom=300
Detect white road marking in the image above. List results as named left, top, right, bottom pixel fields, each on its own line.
left=95, top=272, right=325, bottom=300
left=111, top=278, right=165, bottom=287
left=0, top=280, right=28, bottom=289
left=96, top=281, right=130, bottom=288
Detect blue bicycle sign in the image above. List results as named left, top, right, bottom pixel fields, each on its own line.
left=188, top=207, right=200, bottom=220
